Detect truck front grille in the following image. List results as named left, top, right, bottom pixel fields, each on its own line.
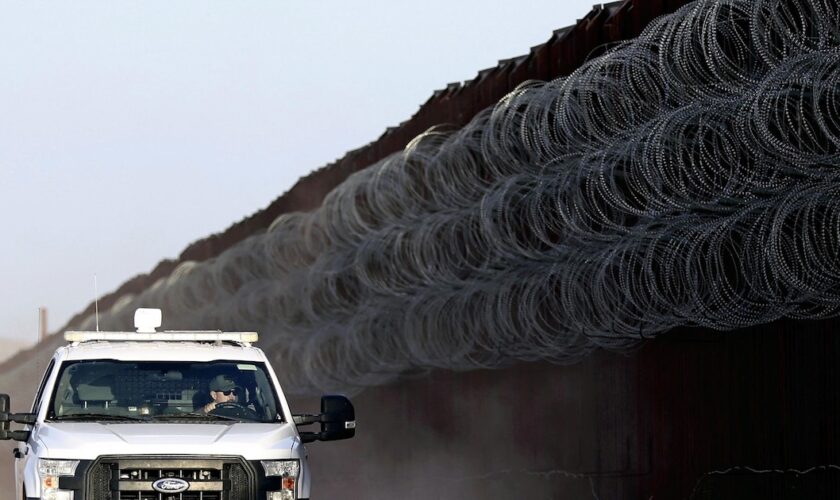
left=85, top=457, right=254, bottom=500
left=118, top=494, right=220, bottom=500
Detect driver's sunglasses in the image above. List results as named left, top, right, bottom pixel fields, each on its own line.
left=220, top=389, right=238, bottom=396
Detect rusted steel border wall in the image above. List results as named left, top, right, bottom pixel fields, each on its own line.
left=292, top=317, right=840, bottom=499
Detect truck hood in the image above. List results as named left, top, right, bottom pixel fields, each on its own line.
left=35, top=421, right=300, bottom=460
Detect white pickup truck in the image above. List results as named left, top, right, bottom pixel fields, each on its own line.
left=0, top=308, right=355, bottom=500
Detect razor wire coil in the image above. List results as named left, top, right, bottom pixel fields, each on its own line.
left=79, top=0, right=840, bottom=395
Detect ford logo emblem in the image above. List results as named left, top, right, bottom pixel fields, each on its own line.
left=152, top=478, right=190, bottom=493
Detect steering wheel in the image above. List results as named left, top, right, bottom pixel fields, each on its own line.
left=212, top=402, right=260, bottom=420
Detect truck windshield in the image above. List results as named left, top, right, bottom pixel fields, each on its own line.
left=46, top=360, right=283, bottom=423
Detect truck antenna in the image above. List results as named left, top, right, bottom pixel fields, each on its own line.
left=94, top=274, right=100, bottom=332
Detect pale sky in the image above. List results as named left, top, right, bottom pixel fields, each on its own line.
left=0, top=0, right=596, bottom=343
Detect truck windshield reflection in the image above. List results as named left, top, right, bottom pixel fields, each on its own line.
left=47, top=360, right=283, bottom=423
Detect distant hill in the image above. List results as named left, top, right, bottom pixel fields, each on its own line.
left=0, top=339, right=33, bottom=364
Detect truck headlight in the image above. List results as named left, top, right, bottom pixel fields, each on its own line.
left=262, top=460, right=299, bottom=500
left=38, top=459, right=79, bottom=500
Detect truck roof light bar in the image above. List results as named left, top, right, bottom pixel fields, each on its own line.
left=63, top=331, right=259, bottom=344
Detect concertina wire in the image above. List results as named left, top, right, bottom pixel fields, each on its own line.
left=79, top=0, right=840, bottom=394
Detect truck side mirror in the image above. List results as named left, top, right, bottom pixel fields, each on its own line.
left=0, top=394, right=33, bottom=442
left=319, top=395, right=355, bottom=442
left=295, top=395, right=355, bottom=443
left=0, top=394, right=9, bottom=438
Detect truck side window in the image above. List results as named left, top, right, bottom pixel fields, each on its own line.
left=31, top=359, right=56, bottom=415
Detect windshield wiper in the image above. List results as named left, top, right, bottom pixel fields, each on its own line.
left=152, top=412, right=242, bottom=422
left=50, top=413, right=148, bottom=422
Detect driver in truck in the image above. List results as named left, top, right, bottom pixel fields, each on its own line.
left=201, top=374, right=242, bottom=413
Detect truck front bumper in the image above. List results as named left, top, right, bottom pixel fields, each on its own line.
left=54, top=455, right=289, bottom=499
